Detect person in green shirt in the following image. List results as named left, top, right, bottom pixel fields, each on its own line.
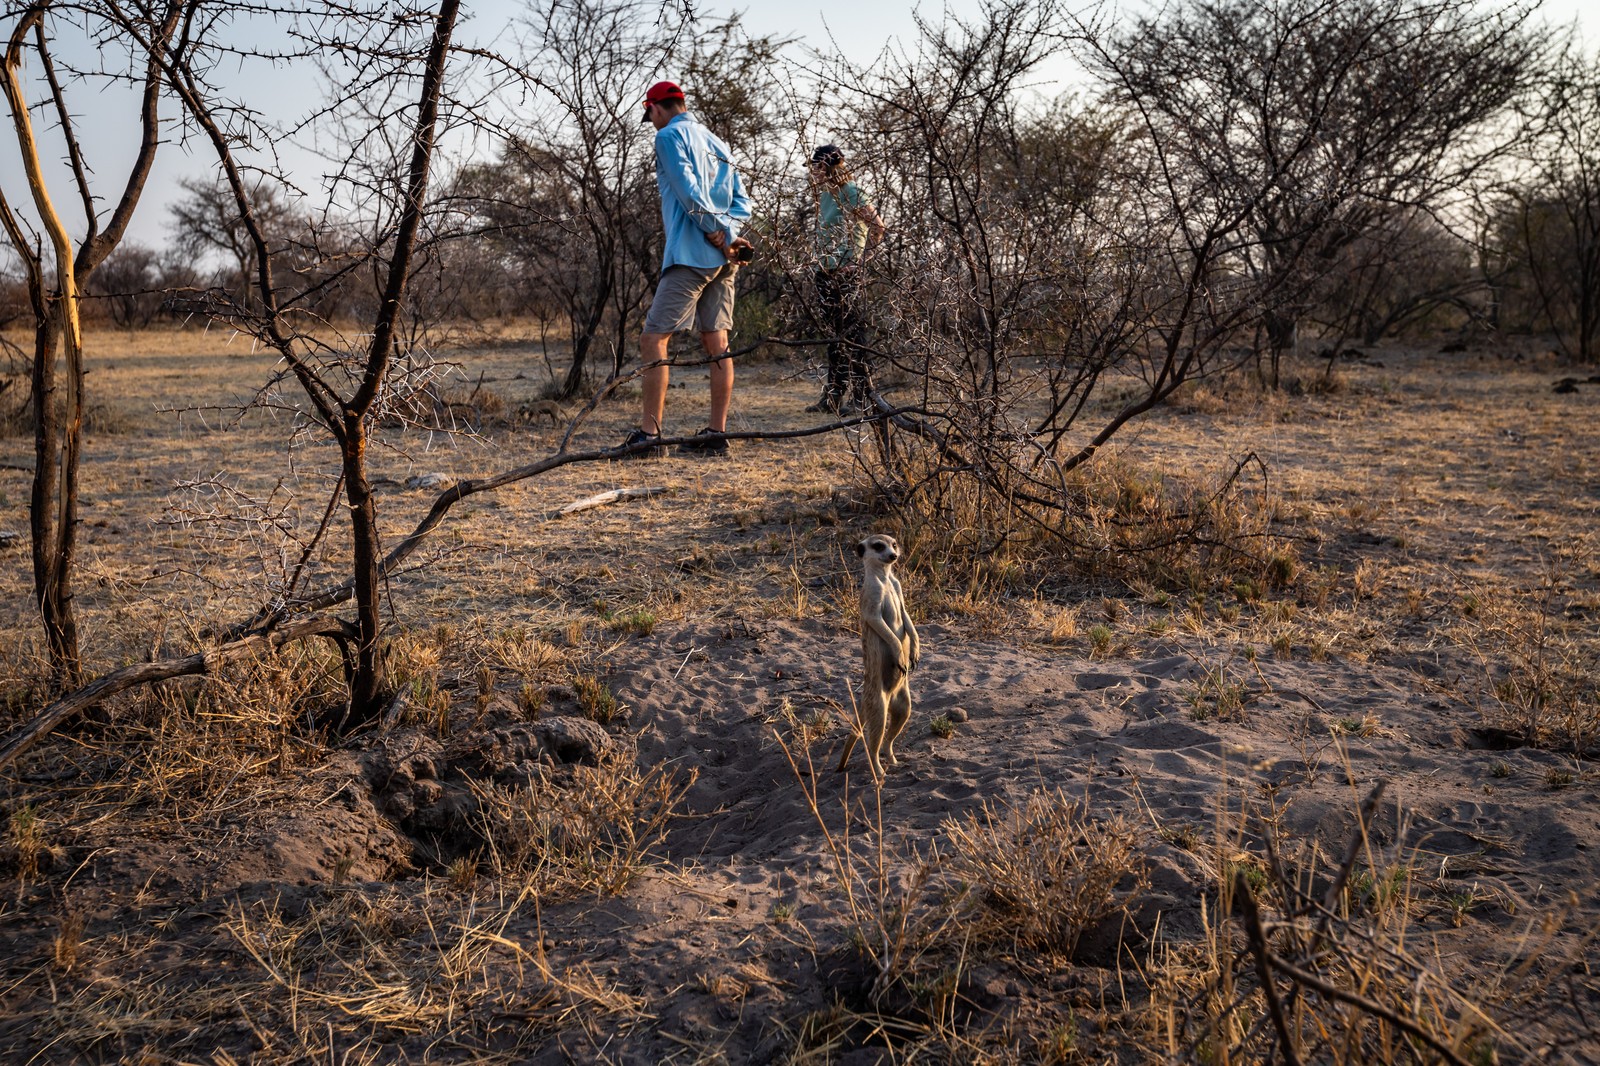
left=805, top=144, right=887, bottom=413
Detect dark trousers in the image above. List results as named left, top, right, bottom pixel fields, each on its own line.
left=815, top=266, right=870, bottom=407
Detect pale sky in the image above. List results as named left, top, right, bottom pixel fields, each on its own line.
left=0, top=0, right=1590, bottom=252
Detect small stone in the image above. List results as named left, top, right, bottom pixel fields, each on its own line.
left=384, top=790, right=416, bottom=820
left=946, top=706, right=969, bottom=723
left=534, top=715, right=613, bottom=765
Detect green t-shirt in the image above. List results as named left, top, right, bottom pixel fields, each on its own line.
left=816, top=182, right=868, bottom=270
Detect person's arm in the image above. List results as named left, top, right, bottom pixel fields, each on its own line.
left=844, top=186, right=886, bottom=248
left=711, top=170, right=755, bottom=260
left=855, top=202, right=887, bottom=248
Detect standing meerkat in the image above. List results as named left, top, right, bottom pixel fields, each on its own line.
left=837, top=533, right=920, bottom=780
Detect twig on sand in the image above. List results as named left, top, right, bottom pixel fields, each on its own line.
left=550, top=486, right=670, bottom=519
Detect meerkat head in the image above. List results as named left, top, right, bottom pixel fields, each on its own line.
left=855, top=534, right=900, bottom=567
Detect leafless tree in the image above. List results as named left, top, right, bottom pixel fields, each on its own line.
left=1104, top=0, right=1546, bottom=385
left=747, top=0, right=1544, bottom=572
left=83, top=243, right=167, bottom=328
left=459, top=0, right=666, bottom=400
left=1497, top=42, right=1600, bottom=362
left=1309, top=208, right=1486, bottom=349
left=147, top=0, right=465, bottom=722
left=455, top=1, right=790, bottom=399
left=167, top=175, right=309, bottom=306
left=1, top=0, right=194, bottom=690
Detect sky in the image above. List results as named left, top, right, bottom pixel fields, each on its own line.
left=0, top=0, right=1591, bottom=253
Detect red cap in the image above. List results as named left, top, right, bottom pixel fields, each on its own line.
left=641, top=80, right=685, bottom=122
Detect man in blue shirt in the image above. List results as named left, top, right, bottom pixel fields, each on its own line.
left=617, top=81, right=753, bottom=458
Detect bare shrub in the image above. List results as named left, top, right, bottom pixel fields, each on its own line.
left=800, top=0, right=1541, bottom=606
left=1147, top=784, right=1580, bottom=1064
left=1494, top=42, right=1600, bottom=362
left=1106, top=0, right=1545, bottom=385
left=889, top=444, right=1301, bottom=609
left=1312, top=209, right=1487, bottom=348
left=81, top=245, right=158, bottom=329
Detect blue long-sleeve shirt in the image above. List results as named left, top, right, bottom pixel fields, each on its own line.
left=653, top=113, right=752, bottom=273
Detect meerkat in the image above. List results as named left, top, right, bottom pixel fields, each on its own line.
left=837, top=533, right=920, bottom=780
left=519, top=398, right=566, bottom=426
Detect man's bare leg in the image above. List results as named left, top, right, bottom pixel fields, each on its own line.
left=640, top=331, right=671, bottom=435
left=702, top=329, right=731, bottom=433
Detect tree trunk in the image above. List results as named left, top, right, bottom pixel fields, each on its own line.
left=1265, top=309, right=1298, bottom=389
left=6, top=11, right=89, bottom=691
left=334, top=0, right=460, bottom=726
left=559, top=274, right=614, bottom=401
left=341, top=421, right=384, bottom=721
left=28, top=307, right=82, bottom=689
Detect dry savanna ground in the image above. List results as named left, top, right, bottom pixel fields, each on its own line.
left=0, top=325, right=1597, bottom=1064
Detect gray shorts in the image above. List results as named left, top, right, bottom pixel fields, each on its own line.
left=643, top=264, right=737, bottom=335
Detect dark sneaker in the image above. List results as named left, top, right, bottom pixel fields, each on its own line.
left=611, top=427, right=662, bottom=460
left=677, top=427, right=729, bottom=457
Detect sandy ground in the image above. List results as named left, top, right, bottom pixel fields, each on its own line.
left=0, top=331, right=1597, bottom=1063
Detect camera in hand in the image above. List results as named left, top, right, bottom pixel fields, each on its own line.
left=734, top=244, right=754, bottom=263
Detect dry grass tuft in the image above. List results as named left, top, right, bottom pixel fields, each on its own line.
left=4, top=803, right=50, bottom=881
left=30, top=643, right=345, bottom=827
left=223, top=884, right=644, bottom=1044
left=52, top=909, right=85, bottom=972
left=571, top=673, right=622, bottom=725
left=941, top=790, right=1150, bottom=959
left=1455, top=573, right=1599, bottom=755
left=877, top=440, right=1306, bottom=629
left=1187, top=662, right=1250, bottom=723
left=473, top=751, right=692, bottom=896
